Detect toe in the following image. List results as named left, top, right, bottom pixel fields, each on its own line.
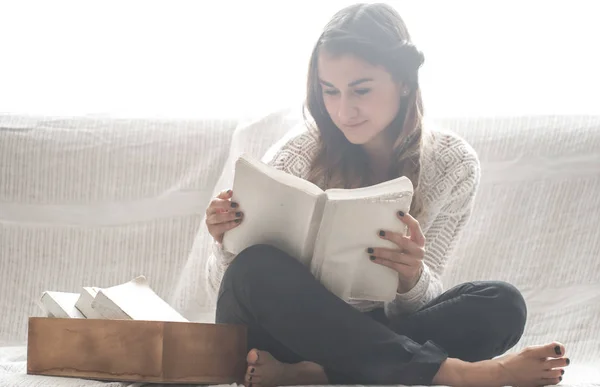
left=548, top=342, right=566, bottom=357
left=545, top=357, right=570, bottom=369
left=543, top=369, right=563, bottom=379
left=542, top=376, right=562, bottom=385
left=247, top=348, right=261, bottom=365
left=526, top=342, right=566, bottom=358
left=245, top=372, right=260, bottom=383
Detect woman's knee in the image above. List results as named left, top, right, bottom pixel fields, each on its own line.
left=221, top=244, right=291, bottom=287
left=485, top=281, right=527, bottom=338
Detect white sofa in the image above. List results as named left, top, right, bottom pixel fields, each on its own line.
left=0, top=109, right=599, bottom=387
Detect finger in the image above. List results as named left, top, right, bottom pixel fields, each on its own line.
left=212, top=219, right=242, bottom=241
left=207, top=209, right=243, bottom=225
left=397, top=211, right=425, bottom=247
left=377, top=231, right=425, bottom=258
left=367, top=247, right=418, bottom=266
left=211, top=189, right=234, bottom=215
left=369, top=255, right=422, bottom=280
left=369, top=252, right=423, bottom=279
left=369, top=255, right=406, bottom=273
left=217, top=189, right=234, bottom=199
left=206, top=197, right=239, bottom=216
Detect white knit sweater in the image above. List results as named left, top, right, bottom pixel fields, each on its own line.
left=205, top=127, right=481, bottom=319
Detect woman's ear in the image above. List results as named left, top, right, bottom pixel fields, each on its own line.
left=396, top=81, right=409, bottom=97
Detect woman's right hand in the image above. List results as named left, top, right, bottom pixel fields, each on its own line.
left=205, top=189, right=244, bottom=243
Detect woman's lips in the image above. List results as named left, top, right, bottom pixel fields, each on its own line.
left=343, top=120, right=367, bottom=128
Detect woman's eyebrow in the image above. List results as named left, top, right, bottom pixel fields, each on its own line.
left=319, top=77, right=374, bottom=88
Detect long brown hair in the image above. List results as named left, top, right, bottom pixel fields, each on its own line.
left=304, top=3, right=427, bottom=216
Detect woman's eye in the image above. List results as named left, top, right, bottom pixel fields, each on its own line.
left=355, top=88, right=371, bottom=95
left=323, top=89, right=339, bottom=96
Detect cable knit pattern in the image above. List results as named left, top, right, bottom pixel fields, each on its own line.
left=206, top=127, right=480, bottom=318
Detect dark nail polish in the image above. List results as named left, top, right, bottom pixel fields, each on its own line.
left=559, top=376, right=562, bottom=382
left=566, top=358, right=570, bottom=366
left=231, top=202, right=238, bottom=208
left=250, top=367, right=254, bottom=374
left=366, top=247, right=374, bottom=254
left=234, top=219, right=241, bottom=223
left=369, top=255, right=375, bottom=261
left=236, top=211, right=242, bottom=217
left=379, top=230, right=385, bottom=237
left=227, top=189, right=232, bottom=195
left=555, top=345, right=561, bottom=355
left=249, top=376, right=253, bottom=381
left=561, top=370, right=565, bottom=375
left=398, top=211, right=405, bottom=217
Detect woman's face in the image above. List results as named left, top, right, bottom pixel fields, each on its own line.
left=318, top=52, right=405, bottom=146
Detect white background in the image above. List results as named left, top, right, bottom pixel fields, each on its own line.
left=1, top=0, right=599, bottom=119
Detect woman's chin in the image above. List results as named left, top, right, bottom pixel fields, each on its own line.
left=341, top=131, right=373, bottom=145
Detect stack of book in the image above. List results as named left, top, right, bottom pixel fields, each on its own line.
left=29, top=276, right=246, bottom=384
left=38, top=275, right=187, bottom=322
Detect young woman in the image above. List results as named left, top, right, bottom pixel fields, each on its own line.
left=204, top=3, right=569, bottom=387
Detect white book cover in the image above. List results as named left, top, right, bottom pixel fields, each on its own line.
left=223, top=154, right=325, bottom=266
left=39, top=291, right=85, bottom=319
left=91, top=276, right=188, bottom=322
left=223, top=153, right=413, bottom=303
left=311, top=186, right=412, bottom=302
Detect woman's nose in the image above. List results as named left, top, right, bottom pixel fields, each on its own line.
left=337, top=95, right=359, bottom=121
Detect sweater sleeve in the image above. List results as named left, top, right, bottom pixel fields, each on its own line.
left=384, top=141, right=481, bottom=318
left=204, top=131, right=319, bottom=299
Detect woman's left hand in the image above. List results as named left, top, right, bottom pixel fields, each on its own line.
left=367, top=211, right=426, bottom=293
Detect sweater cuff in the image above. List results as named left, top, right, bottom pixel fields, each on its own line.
left=211, top=240, right=236, bottom=266
left=393, top=263, right=432, bottom=306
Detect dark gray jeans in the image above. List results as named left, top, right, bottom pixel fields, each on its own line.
left=216, top=244, right=527, bottom=385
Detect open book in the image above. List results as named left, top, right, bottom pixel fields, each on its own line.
left=38, top=276, right=187, bottom=322
left=222, top=154, right=414, bottom=302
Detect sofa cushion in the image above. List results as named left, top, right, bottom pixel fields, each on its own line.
left=0, top=114, right=237, bottom=345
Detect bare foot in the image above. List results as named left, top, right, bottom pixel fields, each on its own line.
left=243, top=349, right=328, bottom=387
left=435, top=342, right=570, bottom=387
left=494, top=342, right=570, bottom=387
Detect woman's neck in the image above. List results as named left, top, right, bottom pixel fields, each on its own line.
left=362, top=135, right=394, bottom=183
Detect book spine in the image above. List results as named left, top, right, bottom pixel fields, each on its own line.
left=303, top=193, right=328, bottom=263
left=309, top=202, right=352, bottom=301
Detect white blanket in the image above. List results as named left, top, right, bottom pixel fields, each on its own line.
left=1, top=112, right=599, bottom=386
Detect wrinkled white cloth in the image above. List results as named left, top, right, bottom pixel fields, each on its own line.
left=1, top=112, right=599, bottom=387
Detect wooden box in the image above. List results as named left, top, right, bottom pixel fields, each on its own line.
left=27, top=317, right=247, bottom=384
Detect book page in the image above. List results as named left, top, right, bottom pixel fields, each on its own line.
left=75, top=286, right=103, bottom=319
left=311, top=176, right=413, bottom=302
left=222, top=154, right=325, bottom=266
